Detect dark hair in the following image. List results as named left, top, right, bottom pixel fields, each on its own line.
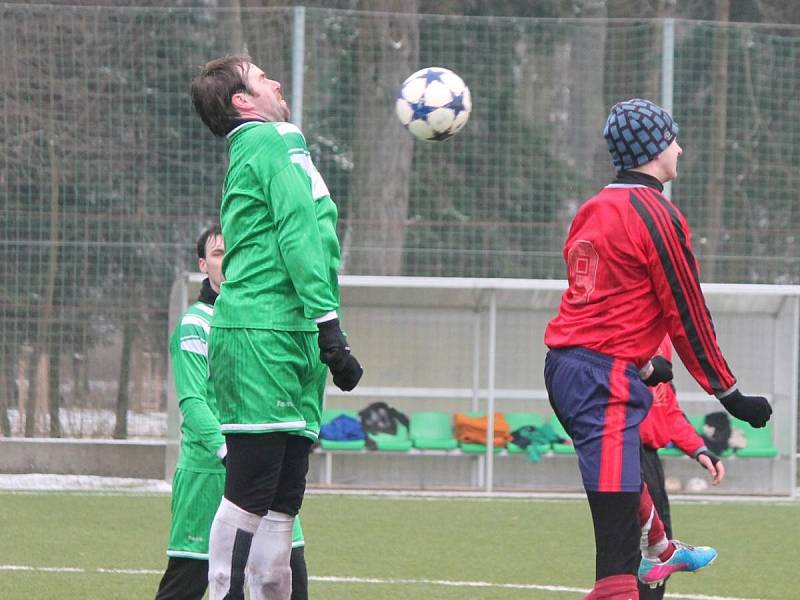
left=190, top=54, right=252, bottom=137
left=196, top=224, right=222, bottom=259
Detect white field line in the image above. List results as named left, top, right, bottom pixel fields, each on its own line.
left=306, top=487, right=799, bottom=505
left=0, top=474, right=171, bottom=494
left=0, top=565, right=764, bottom=600
left=0, top=565, right=162, bottom=575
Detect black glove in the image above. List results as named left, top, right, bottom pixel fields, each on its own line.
left=642, top=356, right=673, bottom=387
left=317, top=319, right=363, bottom=392
left=719, top=389, right=772, bottom=428
left=695, top=449, right=720, bottom=466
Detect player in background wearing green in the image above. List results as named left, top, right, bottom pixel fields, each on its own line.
left=155, top=226, right=309, bottom=600
left=191, top=56, right=363, bottom=600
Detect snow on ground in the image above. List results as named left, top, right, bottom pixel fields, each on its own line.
left=0, top=473, right=171, bottom=493
left=4, top=408, right=167, bottom=439
left=0, top=474, right=796, bottom=504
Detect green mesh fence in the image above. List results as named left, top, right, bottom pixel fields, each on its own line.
left=1, top=5, right=799, bottom=438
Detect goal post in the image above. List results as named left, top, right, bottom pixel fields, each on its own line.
left=166, top=273, right=800, bottom=496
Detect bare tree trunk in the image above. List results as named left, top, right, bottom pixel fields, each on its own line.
left=24, top=348, right=38, bottom=437
left=44, top=139, right=61, bottom=437
left=240, top=0, right=291, bottom=83
left=76, top=214, right=91, bottom=402
left=345, top=1, right=419, bottom=275
left=48, top=332, right=61, bottom=437
left=113, top=320, right=137, bottom=439
left=564, top=0, right=608, bottom=181
left=644, top=0, right=673, bottom=102
left=516, top=2, right=607, bottom=186
left=219, top=0, right=245, bottom=54
left=24, top=139, right=62, bottom=437
left=0, top=347, right=12, bottom=436
left=702, top=0, right=730, bottom=281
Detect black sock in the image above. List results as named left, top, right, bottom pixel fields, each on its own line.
left=586, top=490, right=641, bottom=580
left=290, top=545, right=309, bottom=600
left=155, top=557, right=208, bottom=600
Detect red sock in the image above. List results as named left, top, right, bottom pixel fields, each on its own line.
left=639, top=482, right=672, bottom=559
left=658, top=542, right=675, bottom=562
left=583, top=574, right=639, bottom=599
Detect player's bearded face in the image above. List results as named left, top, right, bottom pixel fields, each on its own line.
left=242, top=63, right=290, bottom=122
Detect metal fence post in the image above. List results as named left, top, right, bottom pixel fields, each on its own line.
left=485, top=290, right=497, bottom=493
left=661, top=17, right=675, bottom=198
left=291, top=6, right=306, bottom=130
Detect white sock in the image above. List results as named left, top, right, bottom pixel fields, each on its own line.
left=207, top=498, right=262, bottom=600
left=246, top=510, right=294, bottom=600
left=640, top=505, right=669, bottom=559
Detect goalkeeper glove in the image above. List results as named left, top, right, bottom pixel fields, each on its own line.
left=317, top=319, right=363, bottom=392
left=640, top=356, right=673, bottom=387
left=719, top=389, right=772, bottom=428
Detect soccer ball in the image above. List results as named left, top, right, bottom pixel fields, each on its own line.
left=395, top=67, right=471, bottom=142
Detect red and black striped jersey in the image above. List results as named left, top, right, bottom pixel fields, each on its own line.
left=544, top=178, right=736, bottom=396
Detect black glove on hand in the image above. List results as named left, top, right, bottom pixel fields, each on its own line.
left=317, top=319, right=363, bottom=392
left=695, top=449, right=720, bottom=466
left=719, top=389, right=772, bottom=428
left=642, top=356, right=673, bottom=387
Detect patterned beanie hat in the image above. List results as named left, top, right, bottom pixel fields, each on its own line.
left=603, top=99, right=679, bottom=172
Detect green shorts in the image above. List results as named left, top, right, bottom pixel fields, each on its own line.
left=210, top=328, right=327, bottom=440
left=292, top=514, right=305, bottom=548
left=166, top=468, right=305, bottom=558
left=167, top=468, right=225, bottom=559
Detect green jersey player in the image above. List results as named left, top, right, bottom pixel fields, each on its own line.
left=191, top=56, right=363, bottom=600
left=155, top=226, right=308, bottom=600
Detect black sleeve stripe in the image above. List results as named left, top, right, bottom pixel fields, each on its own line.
left=632, top=189, right=726, bottom=390
left=628, top=190, right=724, bottom=393
left=645, top=189, right=733, bottom=381
left=638, top=189, right=722, bottom=373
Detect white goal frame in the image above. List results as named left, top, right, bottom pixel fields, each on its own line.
left=168, top=274, right=800, bottom=496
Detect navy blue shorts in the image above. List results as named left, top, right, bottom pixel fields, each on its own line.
left=544, top=347, right=652, bottom=493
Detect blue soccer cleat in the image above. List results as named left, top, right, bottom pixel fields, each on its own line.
left=638, top=540, right=718, bottom=588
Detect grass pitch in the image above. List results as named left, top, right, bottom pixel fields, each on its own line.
left=0, top=490, right=796, bottom=599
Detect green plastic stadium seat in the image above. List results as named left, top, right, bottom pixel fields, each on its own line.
left=505, top=412, right=547, bottom=454
left=657, top=446, right=683, bottom=457
left=549, top=414, right=576, bottom=455
left=505, top=412, right=545, bottom=430
left=460, top=442, right=503, bottom=454
left=320, top=409, right=365, bottom=451
left=320, top=439, right=365, bottom=451
left=368, top=421, right=413, bottom=452
left=732, top=419, right=778, bottom=458
left=410, top=412, right=458, bottom=450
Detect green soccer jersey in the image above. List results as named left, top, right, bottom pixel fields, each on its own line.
left=214, top=121, right=340, bottom=331
left=170, top=300, right=226, bottom=472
